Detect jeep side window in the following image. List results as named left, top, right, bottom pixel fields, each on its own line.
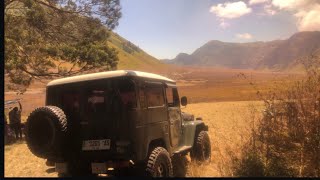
left=172, top=88, right=180, bottom=107
left=166, top=87, right=174, bottom=107
left=166, top=87, right=180, bottom=107
left=146, top=86, right=165, bottom=107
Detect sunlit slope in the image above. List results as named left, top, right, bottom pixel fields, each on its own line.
left=108, top=32, right=168, bottom=71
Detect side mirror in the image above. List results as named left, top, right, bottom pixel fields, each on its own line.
left=181, top=96, right=188, bottom=107
left=196, top=117, right=203, bottom=121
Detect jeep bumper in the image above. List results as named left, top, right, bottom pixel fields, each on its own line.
left=55, top=160, right=134, bottom=174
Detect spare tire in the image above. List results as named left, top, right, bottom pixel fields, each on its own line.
left=26, top=106, right=67, bottom=159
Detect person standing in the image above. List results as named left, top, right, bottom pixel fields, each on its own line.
left=9, top=100, right=23, bottom=140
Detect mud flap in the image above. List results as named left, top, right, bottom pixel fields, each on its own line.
left=55, top=163, right=68, bottom=174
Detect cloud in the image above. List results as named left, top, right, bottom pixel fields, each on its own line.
left=236, top=33, right=253, bottom=39
left=271, top=0, right=315, bottom=10
left=210, top=1, right=252, bottom=19
left=249, top=0, right=270, bottom=5
left=295, top=5, right=320, bottom=31
left=219, top=20, right=230, bottom=29
left=271, top=0, right=320, bottom=31
left=264, top=4, right=277, bottom=16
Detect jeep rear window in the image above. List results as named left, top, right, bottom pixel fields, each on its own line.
left=49, top=78, right=137, bottom=122
left=87, top=90, right=106, bottom=113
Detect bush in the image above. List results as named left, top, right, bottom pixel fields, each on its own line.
left=233, top=52, right=320, bottom=177
left=264, top=156, right=294, bottom=177
left=234, top=148, right=265, bottom=177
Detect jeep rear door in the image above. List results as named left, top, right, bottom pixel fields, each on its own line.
left=79, top=78, right=136, bottom=159
left=47, top=78, right=137, bottom=160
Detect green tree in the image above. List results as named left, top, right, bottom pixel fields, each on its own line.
left=5, top=0, right=122, bottom=91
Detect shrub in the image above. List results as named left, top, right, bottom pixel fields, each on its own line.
left=233, top=147, right=265, bottom=177
left=233, top=51, right=320, bottom=177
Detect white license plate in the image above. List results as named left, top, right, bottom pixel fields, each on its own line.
left=91, top=163, right=107, bottom=174
left=82, top=139, right=111, bottom=151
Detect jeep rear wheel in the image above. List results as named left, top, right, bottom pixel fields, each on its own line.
left=26, top=106, right=67, bottom=159
left=146, top=147, right=173, bottom=177
left=190, top=131, right=211, bottom=163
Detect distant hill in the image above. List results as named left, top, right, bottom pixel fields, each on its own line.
left=165, top=31, right=320, bottom=70
left=108, top=32, right=168, bottom=71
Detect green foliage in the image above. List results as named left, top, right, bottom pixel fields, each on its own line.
left=5, top=0, right=122, bottom=90
left=121, top=41, right=141, bottom=54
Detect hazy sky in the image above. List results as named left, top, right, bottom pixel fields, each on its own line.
left=114, top=0, right=320, bottom=59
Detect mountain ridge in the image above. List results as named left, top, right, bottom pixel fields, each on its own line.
left=165, top=31, right=320, bottom=70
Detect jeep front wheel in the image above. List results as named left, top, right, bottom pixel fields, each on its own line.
left=190, top=131, right=211, bottom=163
left=146, top=147, right=173, bottom=177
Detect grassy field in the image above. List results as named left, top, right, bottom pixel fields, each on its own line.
left=4, top=101, right=264, bottom=177
left=184, top=101, right=265, bottom=177
left=172, top=66, right=303, bottom=103
left=4, top=67, right=303, bottom=118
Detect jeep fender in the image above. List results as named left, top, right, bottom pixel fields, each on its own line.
left=181, top=120, right=208, bottom=148
left=138, top=137, right=172, bottom=162
left=134, top=122, right=172, bottom=162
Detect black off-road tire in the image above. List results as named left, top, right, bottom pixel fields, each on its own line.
left=146, top=147, right=173, bottom=177
left=190, top=131, right=211, bottom=163
left=26, top=106, right=67, bottom=159
left=172, top=154, right=189, bottom=177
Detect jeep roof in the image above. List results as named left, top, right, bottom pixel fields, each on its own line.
left=47, top=70, right=175, bottom=86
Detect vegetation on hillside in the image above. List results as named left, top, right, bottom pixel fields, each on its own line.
left=106, top=33, right=167, bottom=71
left=5, top=0, right=121, bottom=91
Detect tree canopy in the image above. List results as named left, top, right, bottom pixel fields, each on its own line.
left=5, top=0, right=122, bottom=91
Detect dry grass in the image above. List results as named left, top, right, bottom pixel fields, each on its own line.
left=5, top=141, right=57, bottom=177
left=173, top=67, right=303, bottom=103
left=183, top=101, right=264, bottom=177
left=4, top=101, right=264, bottom=177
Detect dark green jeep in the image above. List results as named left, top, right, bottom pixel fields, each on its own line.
left=25, top=70, right=211, bottom=177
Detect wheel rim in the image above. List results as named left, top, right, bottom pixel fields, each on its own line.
left=155, top=162, right=167, bottom=177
